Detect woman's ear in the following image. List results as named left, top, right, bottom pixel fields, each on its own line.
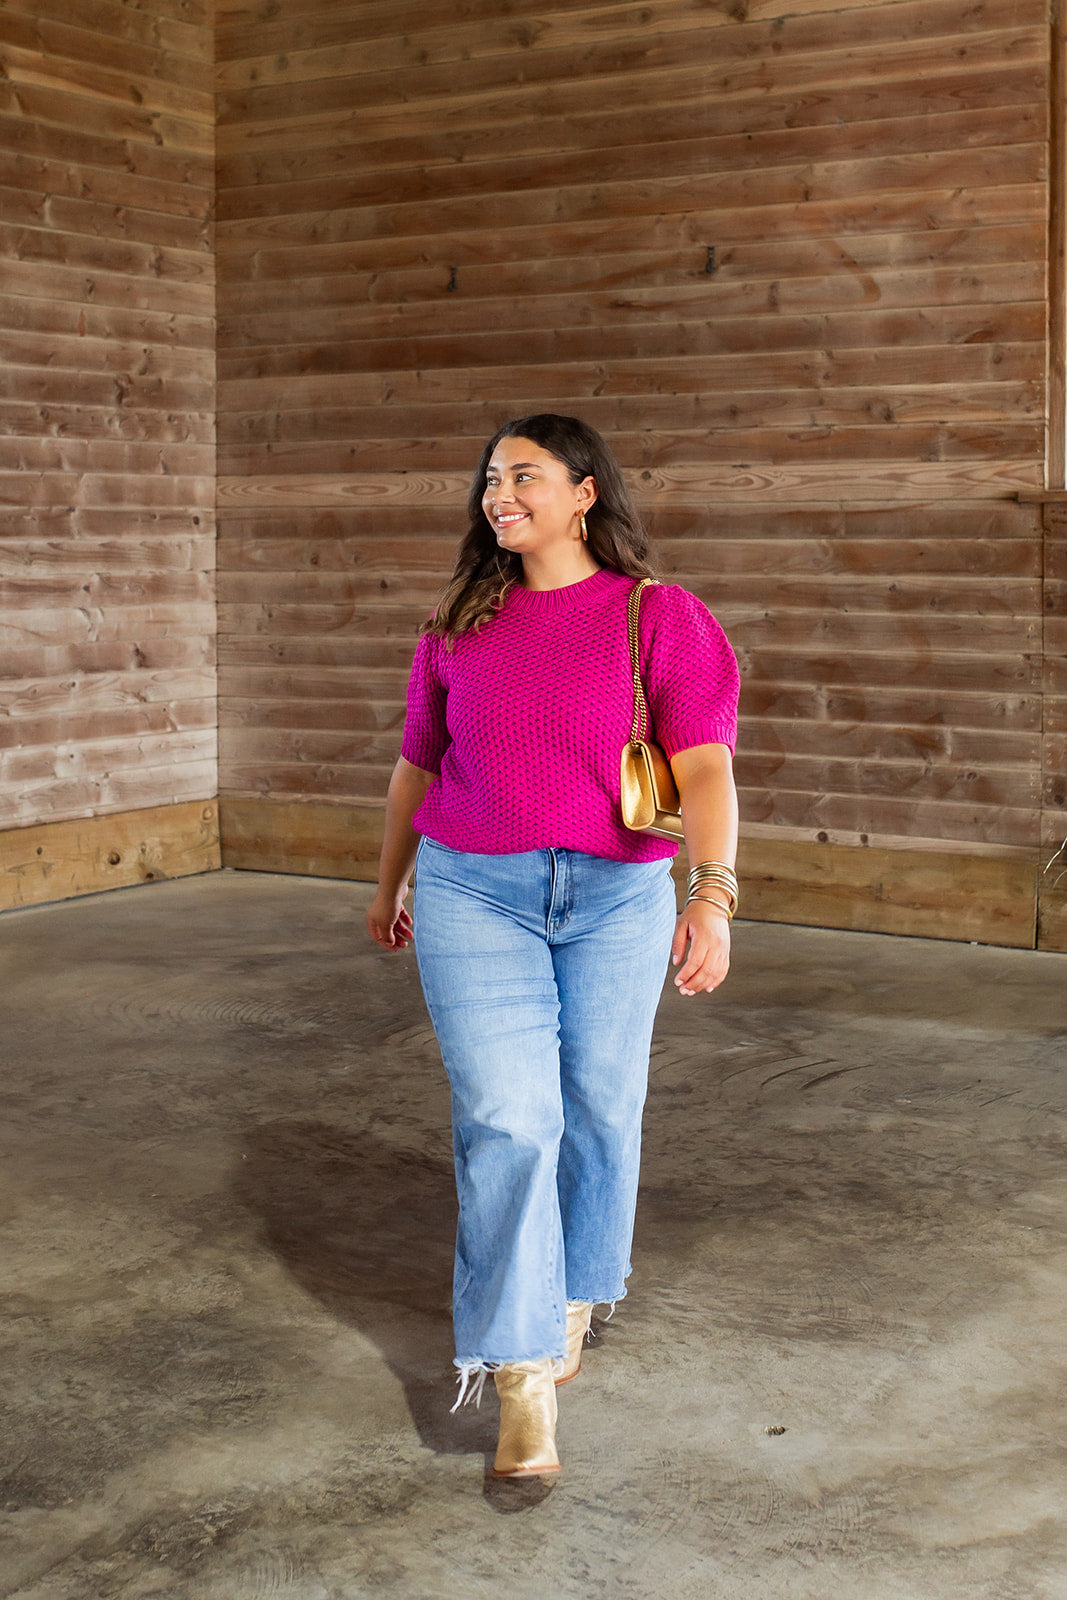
left=577, top=475, right=598, bottom=512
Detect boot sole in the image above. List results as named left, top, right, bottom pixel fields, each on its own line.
left=491, top=1463, right=562, bottom=1478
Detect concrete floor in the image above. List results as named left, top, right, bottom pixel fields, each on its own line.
left=0, top=872, right=1065, bottom=1600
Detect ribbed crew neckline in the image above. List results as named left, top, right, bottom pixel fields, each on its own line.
left=507, top=567, right=626, bottom=616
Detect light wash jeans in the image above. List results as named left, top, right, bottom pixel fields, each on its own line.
left=413, top=837, right=677, bottom=1380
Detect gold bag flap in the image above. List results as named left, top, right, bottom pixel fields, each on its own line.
left=620, top=739, right=684, bottom=842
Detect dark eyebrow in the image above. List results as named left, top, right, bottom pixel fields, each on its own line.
left=487, top=461, right=541, bottom=473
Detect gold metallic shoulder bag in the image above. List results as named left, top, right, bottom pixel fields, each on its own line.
left=619, top=578, right=684, bottom=841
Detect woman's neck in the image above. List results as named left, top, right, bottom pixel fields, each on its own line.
left=520, top=548, right=602, bottom=593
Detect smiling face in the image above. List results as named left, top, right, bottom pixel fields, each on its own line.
left=481, top=436, right=596, bottom=558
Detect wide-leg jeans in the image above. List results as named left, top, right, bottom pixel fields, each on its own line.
left=413, top=837, right=677, bottom=1373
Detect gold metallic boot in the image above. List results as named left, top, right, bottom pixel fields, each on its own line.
left=555, top=1301, right=594, bottom=1386
left=492, top=1359, right=561, bottom=1478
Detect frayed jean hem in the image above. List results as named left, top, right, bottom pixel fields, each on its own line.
left=451, top=1353, right=567, bottom=1412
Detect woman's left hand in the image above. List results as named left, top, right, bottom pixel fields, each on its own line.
left=671, top=898, right=731, bottom=996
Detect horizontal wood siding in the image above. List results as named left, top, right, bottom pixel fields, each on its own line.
left=0, top=0, right=216, bottom=831
left=216, top=0, right=1053, bottom=933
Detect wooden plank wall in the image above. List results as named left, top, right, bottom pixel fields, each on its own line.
left=0, top=0, right=217, bottom=839
left=215, top=0, right=1060, bottom=946
left=1038, top=498, right=1067, bottom=948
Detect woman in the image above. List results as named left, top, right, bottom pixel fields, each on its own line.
left=366, top=414, right=739, bottom=1479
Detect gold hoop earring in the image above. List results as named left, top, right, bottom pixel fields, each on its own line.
left=580, top=511, right=588, bottom=542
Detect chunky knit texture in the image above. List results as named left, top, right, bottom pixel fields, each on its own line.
left=401, top=567, right=740, bottom=863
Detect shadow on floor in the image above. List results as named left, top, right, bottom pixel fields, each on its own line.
left=233, top=1118, right=497, bottom=1462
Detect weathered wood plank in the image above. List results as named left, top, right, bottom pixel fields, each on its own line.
left=743, top=647, right=1043, bottom=694
left=217, top=427, right=1046, bottom=480
left=218, top=144, right=1046, bottom=251
left=736, top=836, right=1037, bottom=946
left=216, top=397, right=1048, bottom=468
left=0, top=113, right=213, bottom=196
left=0, top=800, right=220, bottom=913
left=216, top=185, right=1047, bottom=282
left=0, top=370, right=214, bottom=414
left=219, top=58, right=1047, bottom=181
left=216, top=343, right=1044, bottom=414
left=1, top=256, right=214, bottom=319
left=218, top=263, right=1048, bottom=357
left=219, top=795, right=382, bottom=878
left=0, top=292, right=213, bottom=348
left=0, top=183, right=211, bottom=251
left=0, top=699, right=216, bottom=752
left=2, top=668, right=216, bottom=720
left=0, top=536, right=214, bottom=571
left=0, top=402, right=215, bottom=445
left=217, top=532, right=1041, bottom=579
left=218, top=103, right=1047, bottom=223
left=216, top=462, right=1044, bottom=509
left=218, top=427, right=1047, bottom=481
left=4, top=637, right=215, bottom=679
left=741, top=718, right=1038, bottom=767
left=0, top=474, right=215, bottom=510
left=217, top=2, right=1046, bottom=125
left=216, top=0, right=1044, bottom=87
left=217, top=60, right=1047, bottom=187
left=216, top=223, right=1047, bottom=316
left=217, top=0, right=1021, bottom=43
left=0, top=222, right=213, bottom=287
left=737, top=787, right=1041, bottom=849
left=0, top=38, right=214, bottom=123
left=0, top=569, right=215, bottom=608
left=2, top=0, right=210, bottom=60
left=1, top=603, right=217, bottom=649
left=0, top=440, right=214, bottom=477
left=220, top=389, right=1048, bottom=460
left=217, top=302, right=1048, bottom=380
left=0, top=13, right=211, bottom=95
left=3, top=758, right=219, bottom=827
left=2, top=730, right=216, bottom=789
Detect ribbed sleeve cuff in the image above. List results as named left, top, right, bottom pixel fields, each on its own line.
left=660, top=722, right=737, bottom=760
left=400, top=736, right=443, bottom=775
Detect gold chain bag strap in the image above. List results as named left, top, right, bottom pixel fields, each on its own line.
left=619, top=578, right=684, bottom=841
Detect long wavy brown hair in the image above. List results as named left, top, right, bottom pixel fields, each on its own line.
left=424, top=413, right=653, bottom=644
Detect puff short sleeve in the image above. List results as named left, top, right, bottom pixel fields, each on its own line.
left=639, top=583, right=740, bottom=759
left=400, top=631, right=450, bottom=775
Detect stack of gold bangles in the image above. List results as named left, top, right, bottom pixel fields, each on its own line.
left=685, top=860, right=739, bottom=920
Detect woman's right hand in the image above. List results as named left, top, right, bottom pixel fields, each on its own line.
left=366, top=888, right=414, bottom=951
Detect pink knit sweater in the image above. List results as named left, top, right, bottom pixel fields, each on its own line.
left=401, top=567, right=739, bottom=863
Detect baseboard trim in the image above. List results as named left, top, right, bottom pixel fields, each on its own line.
left=218, top=797, right=1042, bottom=949
left=219, top=795, right=383, bottom=879
left=735, top=837, right=1038, bottom=949
left=0, top=800, right=221, bottom=913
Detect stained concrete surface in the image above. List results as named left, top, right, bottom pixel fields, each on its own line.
left=1, top=869, right=1065, bottom=1600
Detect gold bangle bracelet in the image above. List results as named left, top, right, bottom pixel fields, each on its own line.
left=687, top=867, right=738, bottom=892
left=685, top=894, right=733, bottom=920
left=685, top=877, right=739, bottom=916
left=687, top=859, right=737, bottom=882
